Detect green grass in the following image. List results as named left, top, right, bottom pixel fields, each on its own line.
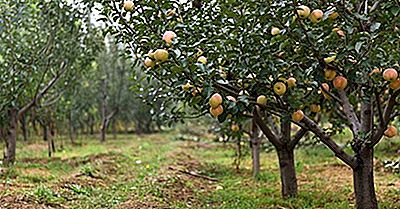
left=0, top=133, right=399, bottom=209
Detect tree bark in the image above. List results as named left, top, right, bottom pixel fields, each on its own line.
left=353, top=148, right=378, bottom=209
left=3, top=109, right=18, bottom=166
left=251, top=117, right=261, bottom=178
left=277, top=147, right=298, bottom=198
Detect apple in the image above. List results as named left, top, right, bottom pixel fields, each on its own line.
left=210, top=105, right=224, bottom=117
left=271, top=27, right=281, bottom=36
left=309, top=9, right=324, bottom=23
left=333, top=76, right=348, bottom=90
left=324, top=54, right=336, bottom=64
left=148, top=50, right=155, bottom=58
left=197, top=56, right=207, bottom=64
left=182, top=82, right=192, bottom=91
left=123, top=1, right=134, bottom=11
left=287, top=77, right=297, bottom=87
left=209, top=93, right=223, bottom=108
left=383, top=68, right=398, bottom=81
left=384, top=125, right=397, bottom=138
left=274, top=82, right=286, bottom=95
left=162, top=31, right=176, bottom=44
left=297, top=5, right=311, bottom=19
left=256, top=95, right=267, bottom=106
left=328, top=12, right=339, bottom=20
left=292, top=110, right=304, bottom=122
left=226, top=96, right=237, bottom=102
left=389, top=79, right=400, bottom=90
left=310, top=104, right=321, bottom=113
left=324, top=69, right=337, bottom=81
left=154, top=49, right=169, bottom=62
left=231, top=124, right=240, bottom=132
left=321, top=83, right=331, bottom=99
left=144, top=58, right=155, bottom=68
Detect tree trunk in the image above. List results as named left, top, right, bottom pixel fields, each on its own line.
left=277, top=147, right=298, bottom=198
left=68, top=112, right=76, bottom=144
left=4, top=109, right=18, bottom=166
left=20, top=114, right=28, bottom=141
left=251, top=117, right=261, bottom=178
left=353, top=148, right=378, bottom=209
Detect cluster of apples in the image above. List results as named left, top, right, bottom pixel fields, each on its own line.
left=143, top=31, right=175, bottom=68
left=272, top=77, right=296, bottom=96
left=209, top=93, right=224, bottom=117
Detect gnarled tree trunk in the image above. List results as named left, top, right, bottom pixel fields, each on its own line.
left=353, top=148, right=377, bottom=209
left=250, top=117, right=261, bottom=178
left=3, top=109, right=18, bottom=166
left=277, top=147, right=297, bottom=198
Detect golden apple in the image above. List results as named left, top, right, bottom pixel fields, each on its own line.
left=287, top=77, right=297, bottom=87
left=209, top=93, right=223, bottom=108
left=297, top=5, right=311, bottom=19
left=144, top=58, right=155, bottom=68
left=162, top=31, right=176, bottom=44
left=210, top=105, right=224, bottom=117
left=154, top=49, right=169, bottom=62
left=310, top=104, right=321, bottom=113
left=271, top=27, right=281, bottom=36
left=197, top=56, right=207, bottom=64
left=123, top=1, right=134, bottom=11
left=292, top=110, right=304, bottom=122
left=389, top=79, right=400, bottom=90
left=309, top=9, right=324, bottom=23
left=231, top=124, right=240, bottom=132
left=384, top=125, right=397, bottom=138
left=383, top=68, right=398, bottom=81
left=256, top=95, right=267, bottom=106
left=324, top=69, right=337, bottom=81
left=333, top=76, right=348, bottom=90
left=274, top=82, right=287, bottom=95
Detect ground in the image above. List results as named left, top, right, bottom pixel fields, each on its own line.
left=0, top=132, right=399, bottom=209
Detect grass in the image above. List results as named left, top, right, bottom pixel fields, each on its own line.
left=0, top=132, right=399, bottom=209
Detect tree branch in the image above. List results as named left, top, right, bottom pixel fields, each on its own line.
left=288, top=128, right=307, bottom=149
left=253, top=107, right=282, bottom=148
left=338, top=90, right=361, bottom=138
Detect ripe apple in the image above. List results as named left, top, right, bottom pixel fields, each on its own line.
left=197, top=56, right=207, bottom=64
left=226, top=96, right=237, bottom=102
left=383, top=68, right=398, bottom=81
left=309, top=9, right=324, bottom=23
left=384, top=125, right=397, bottom=138
left=271, top=27, right=281, bottom=36
left=123, top=1, right=134, bottom=11
left=154, top=49, right=169, bottom=62
left=162, top=31, right=176, bottom=44
left=321, top=83, right=331, bottom=99
left=209, top=93, right=223, bottom=108
left=182, top=82, right=192, bottom=91
left=287, top=77, right=297, bottom=87
left=274, top=82, right=286, bottom=95
left=310, top=104, right=321, bottom=113
left=389, top=79, right=400, bottom=90
left=256, top=95, right=267, bottom=106
left=297, top=5, right=311, bottom=19
left=324, top=69, right=337, bottom=81
left=333, top=76, right=348, bottom=90
left=231, top=124, right=240, bottom=132
left=292, top=110, right=304, bottom=122
left=210, top=105, right=224, bottom=117
left=144, top=58, right=155, bottom=68
left=328, top=12, right=339, bottom=20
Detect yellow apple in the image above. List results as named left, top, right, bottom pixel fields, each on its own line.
left=197, top=56, right=207, bottom=64
left=389, top=79, right=400, bottom=90
left=162, top=31, right=176, bottom=44
left=231, top=124, right=240, bottom=132
left=144, top=58, right=155, bottom=68
left=310, top=104, right=321, bottom=113
left=383, top=68, right=398, bottom=81
left=271, top=27, right=281, bottom=36
left=287, top=77, right=297, bottom=87
left=333, top=76, right=348, bottom=90
left=154, top=49, right=169, bottom=62
left=210, top=105, right=224, bottom=117
left=309, top=9, right=324, bottom=23
left=123, top=1, right=134, bottom=11
left=256, top=95, right=267, bottom=106
left=292, top=110, right=304, bottom=122
left=209, top=93, right=223, bottom=108
left=297, top=5, right=311, bottom=19
left=384, top=125, right=397, bottom=138
left=324, top=54, right=336, bottom=64
left=324, top=69, right=337, bottom=81
left=182, top=82, right=192, bottom=91
left=274, top=82, right=287, bottom=95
